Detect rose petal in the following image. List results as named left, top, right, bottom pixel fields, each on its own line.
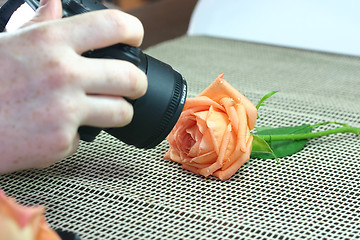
left=184, top=96, right=224, bottom=112
left=189, top=128, right=213, bottom=157
left=198, top=123, right=232, bottom=177
left=223, top=128, right=237, bottom=164
left=188, top=138, right=201, bottom=157
left=206, top=106, right=229, bottom=154
left=172, top=118, right=196, bottom=152
left=194, top=111, right=208, bottom=134
left=0, top=190, right=44, bottom=230
left=183, top=105, right=210, bottom=116
left=197, top=129, right=215, bottom=155
left=198, top=161, right=223, bottom=177
left=185, top=125, right=196, bottom=140
left=190, top=151, right=217, bottom=164
left=199, top=74, right=257, bottom=130
left=163, top=149, right=172, bottom=160
left=164, top=148, right=181, bottom=162
left=37, top=221, right=62, bottom=240
left=182, top=164, right=201, bottom=175
left=213, top=135, right=253, bottom=181
left=220, top=97, right=239, bottom=133
left=235, top=103, right=248, bottom=152
left=0, top=189, right=60, bottom=240
left=184, top=162, right=212, bottom=169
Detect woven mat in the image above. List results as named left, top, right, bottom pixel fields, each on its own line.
left=1, top=36, right=359, bottom=239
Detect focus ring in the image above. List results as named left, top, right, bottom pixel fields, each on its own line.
left=143, top=71, right=184, bottom=148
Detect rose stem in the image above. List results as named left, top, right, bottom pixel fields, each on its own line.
left=255, top=122, right=360, bottom=142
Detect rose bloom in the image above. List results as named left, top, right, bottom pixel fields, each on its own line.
left=164, top=74, right=257, bottom=181
left=0, top=189, right=60, bottom=240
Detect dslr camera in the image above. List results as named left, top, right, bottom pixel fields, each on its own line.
left=25, top=0, right=188, bottom=149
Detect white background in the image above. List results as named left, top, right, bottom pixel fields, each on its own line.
left=188, top=0, right=360, bottom=56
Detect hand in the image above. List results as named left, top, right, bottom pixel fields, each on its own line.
left=0, top=0, right=147, bottom=173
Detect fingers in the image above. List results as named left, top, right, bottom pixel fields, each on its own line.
left=21, top=1, right=144, bottom=51
left=81, top=95, right=134, bottom=128
left=22, top=4, right=144, bottom=52
left=69, top=51, right=148, bottom=129
left=61, top=9, right=144, bottom=53
left=78, top=58, right=148, bottom=99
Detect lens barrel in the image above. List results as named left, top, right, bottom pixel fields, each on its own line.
left=78, top=44, right=187, bottom=149
left=106, top=54, right=187, bottom=149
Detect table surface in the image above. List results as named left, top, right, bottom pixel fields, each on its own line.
left=1, top=36, right=360, bottom=239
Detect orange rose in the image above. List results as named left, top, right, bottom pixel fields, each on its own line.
left=0, top=189, right=61, bottom=240
left=164, top=74, right=257, bottom=181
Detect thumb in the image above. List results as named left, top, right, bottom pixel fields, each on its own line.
left=22, top=0, right=63, bottom=27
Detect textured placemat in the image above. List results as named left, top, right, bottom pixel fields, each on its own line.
left=1, top=36, right=359, bottom=239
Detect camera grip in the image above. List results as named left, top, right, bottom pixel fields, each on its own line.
left=82, top=44, right=142, bottom=65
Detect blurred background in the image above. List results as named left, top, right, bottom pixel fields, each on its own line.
left=122, top=0, right=198, bottom=49
left=2, top=0, right=358, bottom=55
left=0, top=0, right=198, bottom=49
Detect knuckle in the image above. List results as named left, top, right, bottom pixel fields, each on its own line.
left=107, top=10, right=129, bottom=33
left=127, top=69, right=139, bottom=92
left=126, top=64, right=147, bottom=97
left=106, top=10, right=144, bottom=45
left=27, top=24, right=57, bottom=45
left=56, top=98, right=79, bottom=122
left=44, top=57, right=78, bottom=88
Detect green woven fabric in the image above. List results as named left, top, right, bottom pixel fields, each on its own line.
left=1, top=36, right=359, bottom=240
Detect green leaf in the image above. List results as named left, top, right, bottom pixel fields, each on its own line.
left=251, top=124, right=313, bottom=159
left=251, top=135, right=279, bottom=162
left=256, top=91, right=278, bottom=111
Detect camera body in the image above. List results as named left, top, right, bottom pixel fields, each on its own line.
left=26, top=0, right=107, bottom=16
left=25, top=0, right=187, bottom=149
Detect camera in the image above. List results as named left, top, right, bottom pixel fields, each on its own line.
left=24, top=0, right=188, bottom=149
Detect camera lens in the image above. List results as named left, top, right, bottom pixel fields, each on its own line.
left=78, top=44, right=187, bottom=149
left=106, top=53, right=187, bottom=149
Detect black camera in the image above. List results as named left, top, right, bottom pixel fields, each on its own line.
left=25, top=0, right=187, bottom=149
